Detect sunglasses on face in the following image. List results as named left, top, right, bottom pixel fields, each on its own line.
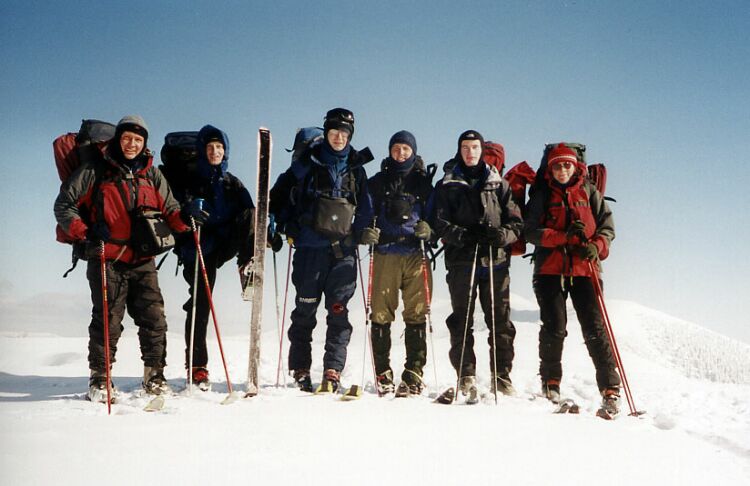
left=552, top=161, right=574, bottom=170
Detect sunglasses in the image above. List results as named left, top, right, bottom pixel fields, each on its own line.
left=551, top=161, right=574, bottom=170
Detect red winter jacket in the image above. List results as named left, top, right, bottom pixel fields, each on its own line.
left=523, top=165, right=614, bottom=277
left=54, top=145, right=189, bottom=263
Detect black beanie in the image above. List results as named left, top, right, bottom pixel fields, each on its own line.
left=388, top=130, right=417, bottom=155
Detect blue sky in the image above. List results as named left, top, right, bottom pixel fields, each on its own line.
left=1, top=1, right=748, bottom=343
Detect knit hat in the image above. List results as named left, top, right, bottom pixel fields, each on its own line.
left=323, top=107, right=355, bottom=138
left=456, top=129, right=484, bottom=164
left=388, top=130, right=417, bottom=155
left=115, top=115, right=149, bottom=145
left=547, top=143, right=578, bottom=168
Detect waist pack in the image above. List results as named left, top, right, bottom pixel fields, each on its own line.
left=131, top=208, right=175, bottom=257
left=313, top=195, right=355, bottom=240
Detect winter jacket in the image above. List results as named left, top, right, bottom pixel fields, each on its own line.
left=524, top=165, right=614, bottom=277
left=54, top=145, right=188, bottom=264
left=172, top=125, right=255, bottom=263
left=269, top=142, right=373, bottom=249
left=368, top=156, right=433, bottom=255
left=434, top=159, right=523, bottom=267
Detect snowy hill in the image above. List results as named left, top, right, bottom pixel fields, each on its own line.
left=1, top=296, right=748, bottom=485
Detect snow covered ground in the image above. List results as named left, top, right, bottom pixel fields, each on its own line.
left=1, top=295, right=748, bottom=485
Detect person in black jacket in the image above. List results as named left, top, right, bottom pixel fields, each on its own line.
left=433, top=130, right=523, bottom=399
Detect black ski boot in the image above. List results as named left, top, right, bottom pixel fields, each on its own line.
left=292, top=369, right=313, bottom=392
left=375, top=369, right=395, bottom=395
left=87, top=369, right=116, bottom=404
left=143, top=366, right=172, bottom=395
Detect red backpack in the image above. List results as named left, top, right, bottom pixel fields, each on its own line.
left=483, top=141, right=505, bottom=175
left=505, top=142, right=612, bottom=257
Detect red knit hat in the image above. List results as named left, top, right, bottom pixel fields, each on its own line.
left=547, top=143, right=578, bottom=168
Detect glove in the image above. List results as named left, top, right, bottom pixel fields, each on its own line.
left=576, top=243, right=599, bottom=261
left=267, top=228, right=283, bottom=252
left=443, top=225, right=474, bottom=248
left=86, top=221, right=110, bottom=242
left=414, top=220, right=432, bottom=241
left=184, top=199, right=210, bottom=226
left=479, top=225, right=506, bottom=247
left=280, top=220, right=301, bottom=239
left=566, top=220, right=587, bottom=241
left=359, top=227, right=381, bottom=246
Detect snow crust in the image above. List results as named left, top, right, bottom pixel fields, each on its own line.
left=1, top=298, right=748, bottom=485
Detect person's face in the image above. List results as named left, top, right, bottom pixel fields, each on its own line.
left=460, top=140, right=482, bottom=166
left=119, top=131, right=145, bottom=160
left=551, top=161, right=575, bottom=184
left=390, top=143, right=413, bottom=163
left=206, top=141, right=225, bottom=166
left=327, top=129, right=350, bottom=151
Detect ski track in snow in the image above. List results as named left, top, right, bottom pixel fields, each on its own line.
left=1, top=298, right=749, bottom=485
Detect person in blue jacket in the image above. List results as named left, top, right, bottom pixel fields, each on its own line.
left=269, top=108, right=374, bottom=393
left=174, top=125, right=265, bottom=390
left=366, top=130, right=435, bottom=396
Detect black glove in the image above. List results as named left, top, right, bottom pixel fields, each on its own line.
left=280, top=220, right=301, bottom=239
left=414, top=220, right=432, bottom=241
left=480, top=225, right=507, bottom=247
left=443, top=225, right=474, bottom=247
left=184, top=199, right=210, bottom=226
left=359, top=227, right=381, bottom=246
left=267, top=228, right=283, bottom=253
left=86, top=221, right=110, bottom=242
left=576, top=243, right=599, bottom=260
left=566, top=220, right=586, bottom=241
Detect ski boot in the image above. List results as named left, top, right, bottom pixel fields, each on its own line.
left=397, top=369, right=424, bottom=397
left=541, top=379, right=561, bottom=404
left=375, top=369, right=395, bottom=395
left=143, top=366, right=172, bottom=396
left=491, top=374, right=516, bottom=396
left=87, top=369, right=116, bottom=404
left=460, top=376, right=479, bottom=404
left=292, top=369, right=313, bottom=393
left=315, top=369, right=340, bottom=394
left=189, top=367, right=211, bottom=392
left=597, top=388, right=621, bottom=420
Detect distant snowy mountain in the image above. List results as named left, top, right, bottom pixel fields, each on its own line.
left=1, top=297, right=748, bottom=485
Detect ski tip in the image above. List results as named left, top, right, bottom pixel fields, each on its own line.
left=435, top=387, right=455, bottom=405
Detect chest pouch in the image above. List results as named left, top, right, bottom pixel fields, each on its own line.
left=131, top=207, right=175, bottom=258
left=313, top=195, right=356, bottom=240
left=385, top=197, right=413, bottom=225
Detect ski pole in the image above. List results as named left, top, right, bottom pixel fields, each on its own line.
left=187, top=200, right=204, bottom=395
left=353, top=244, right=377, bottom=397
left=275, top=242, right=293, bottom=387
left=190, top=217, right=233, bottom=395
left=419, top=240, right=439, bottom=393
left=587, top=259, right=639, bottom=416
left=99, top=242, right=112, bottom=415
left=488, top=244, right=498, bottom=405
left=455, top=243, right=479, bottom=405
left=269, top=217, right=287, bottom=388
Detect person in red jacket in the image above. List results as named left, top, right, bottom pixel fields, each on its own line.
left=54, top=115, right=189, bottom=403
left=524, top=143, right=620, bottom=415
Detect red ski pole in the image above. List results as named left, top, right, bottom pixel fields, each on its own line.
left=99, top=242, right=112, bottom=415
left=587, top=260, right=639, bottom=416
left=191, top=218, right=234, bottom=395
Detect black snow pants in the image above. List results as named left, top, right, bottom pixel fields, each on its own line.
left=533, top=274, right=621, bottom=390
left=87, top=259, right=168, bottom=372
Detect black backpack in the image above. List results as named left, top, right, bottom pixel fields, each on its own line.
left=159, top=131, right=200, bottom=195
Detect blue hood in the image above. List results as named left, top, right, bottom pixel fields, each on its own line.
left=196, top=124, right=230, bottom=179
